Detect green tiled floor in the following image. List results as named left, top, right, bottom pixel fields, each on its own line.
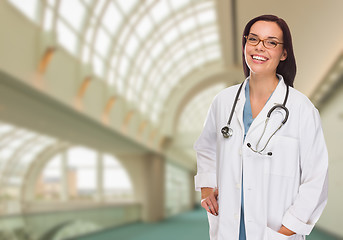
left=72, top=208, right=340, bottom=240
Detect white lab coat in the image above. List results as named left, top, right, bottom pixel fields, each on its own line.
left=194, top=76, right=328, bottom=240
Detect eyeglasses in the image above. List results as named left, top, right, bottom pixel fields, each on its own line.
left=244, top=34, right=284, bottom=49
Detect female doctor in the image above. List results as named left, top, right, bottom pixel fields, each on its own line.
left=194, top=15, right=328, bottom=240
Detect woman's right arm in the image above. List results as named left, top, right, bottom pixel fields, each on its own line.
left=194, top=97, right=219, bottom=215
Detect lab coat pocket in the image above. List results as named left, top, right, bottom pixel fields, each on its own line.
left=265, top=135, right=299, bottom=177
left=207, top=212, right=219, bottom=240
left=266, top=227, right=297, bottom=240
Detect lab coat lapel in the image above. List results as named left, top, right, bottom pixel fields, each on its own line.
left=234, top=79, right=248, bottom=132
left=247, top=77, right=287, bottom=136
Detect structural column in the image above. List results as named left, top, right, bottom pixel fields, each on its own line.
left=60, top=150, right=69, bottom=201
left=119, top=152, right=166, bottom=222
left=95, top=152, right=104, bottom=202
left=142, top=153, right=165, bottom=222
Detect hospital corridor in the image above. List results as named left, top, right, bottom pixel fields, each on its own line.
left=0, top=0, right=342, bottom=239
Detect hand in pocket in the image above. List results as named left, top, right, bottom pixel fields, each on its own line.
left=201, top=187, right=219, bottom=216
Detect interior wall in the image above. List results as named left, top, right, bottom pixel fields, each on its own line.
left=316, top=80, right=343, bottom=237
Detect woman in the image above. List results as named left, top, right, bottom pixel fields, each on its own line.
left=194, top=15, right=328, bottom=240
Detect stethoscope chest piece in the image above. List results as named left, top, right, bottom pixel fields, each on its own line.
left=221, top=126, right=233, bottom=138
left=220, top=79, right=290, bottom=155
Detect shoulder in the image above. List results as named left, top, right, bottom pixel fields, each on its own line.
left=288, top=87, right=316, bottom=110
left=288, top=87, right=319, bottom=116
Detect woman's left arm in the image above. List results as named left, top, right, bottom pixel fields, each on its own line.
left=281, top=106, right=329, bottom=235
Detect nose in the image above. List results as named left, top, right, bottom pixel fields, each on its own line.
left=255, top=40, right=265, bottom=51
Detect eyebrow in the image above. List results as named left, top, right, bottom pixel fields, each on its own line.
left=249, top=32, right=280, bottom=40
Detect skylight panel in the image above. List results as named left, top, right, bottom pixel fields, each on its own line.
left=169, top=0, right=191, bottom=11
left=127, top=88, right=133, bottom=102
left=163, top=28, right=179, bottom=45
left=147, top=70, right=159, bottom=89
left=117, top=78, right=124, bottom=93
left=68, top=147, right=96, bottom=167
left=187, top=40, right=202, bottom=52
left=102, top=2, right=122, bottom=35
left=47, top=0, right=56, bottom=7
left=125, top=36, right=139, bottom=57
left=93, top=55, right=104, bottom=77
left=142, top=91, right=150, bottom=105
left=140, top=102, right=147, bottom=113
left=116, top=0, right=138, bottom=15
left=94, top=0, right=106, bottom=17
left=43, top=8, right=54, bottom=31
left=82, top=45, right=90, bottom=63
left=85, top=27, right=94, bottom=44
left=171, top=48, right=188, bottom=64
left=151, top=112, right=157, bottom=123
left=205, top=51, right=221, bottom=61
left=103, top=154, right=121, bottom=168
left=108, top=70, right=115, bottom=85
left=150, top=41, right=164, bottom=58
left=118, top=57, right=129, bottom=77
left=192, top=57, right=207, bottom=68
left=202, top=34, right=218, bottom=44
left=178, top=83, right=225, bottom=133
left=0, top=123, right=13, bottom=135
left=174, top=64, right=191, bottom=80
left=24, top=139, right=55, bottom=164
left=134, top=75, right=144, bottom=93
left=110, top=55, right=120, bottom=71
left=160, top=61, right=173, bottom=76
left=179, top=17, right=197, bottom=34
left=197, top=9, right=216, bottom=25
left=9, top=132, right=34, bottom=149
left=150, top=0, right=170, bottom=23
left=136, top=15, right=153, bottom=39
left=8, top=0, right=39, bottom=23
left=57, top=20, right=78, bottom=55
left=140, top=58, right=152, bottom=75
left=95, top=28, right=111, bottom=58
left=158, top=85, right=170, bottom=100
left=117, top=26, right=131, bottom=49
left=59, top=0, right=85, bottom=31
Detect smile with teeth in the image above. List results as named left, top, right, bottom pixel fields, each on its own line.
left=252, top=55, right=268, bottom=61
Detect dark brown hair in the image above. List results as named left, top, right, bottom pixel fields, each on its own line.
left=242, top=15, right=296, bottom=87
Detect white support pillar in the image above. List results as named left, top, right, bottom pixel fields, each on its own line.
left=60, top=150, right=69, bottom=201
left=95, top=152, right=104, bottom=202
left=117, top=152, right=166, bottom=222
left=142, top=153, right=165, bottom=222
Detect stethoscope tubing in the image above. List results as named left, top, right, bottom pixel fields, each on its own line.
left=221, top=80, right=290, bottom=154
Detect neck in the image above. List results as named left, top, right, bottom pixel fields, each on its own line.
left=249, top=72, right=279, bottom=99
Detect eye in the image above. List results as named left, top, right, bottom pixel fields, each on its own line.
left=267, top=40, right=278, bottom=46
left=248, top=37, right=258, bottom=41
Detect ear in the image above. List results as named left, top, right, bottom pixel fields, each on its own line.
left=280, top=49, right=287, bottom=61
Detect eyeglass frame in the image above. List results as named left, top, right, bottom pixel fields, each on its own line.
left=244, top=34, right=284, bottom=49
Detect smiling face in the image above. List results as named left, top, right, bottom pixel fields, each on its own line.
left=244, top=21, right=287, bottom=77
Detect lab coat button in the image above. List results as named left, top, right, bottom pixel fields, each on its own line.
left=234, top=214, right=239, bottom=219
left=236, top=184, right=240, bottom=189
left=239, top=149, right=242, bottom=156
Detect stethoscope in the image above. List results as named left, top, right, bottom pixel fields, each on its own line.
left=221, top=81, right=289, bottom=155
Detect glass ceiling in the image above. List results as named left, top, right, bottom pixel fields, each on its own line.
left=0, top=123, right=57, bottom=184
left=177, top=83, right=226, bottom=133
left=7, top=0, right=222, bottom=125
left=0, top=121, right=58, bottom=209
